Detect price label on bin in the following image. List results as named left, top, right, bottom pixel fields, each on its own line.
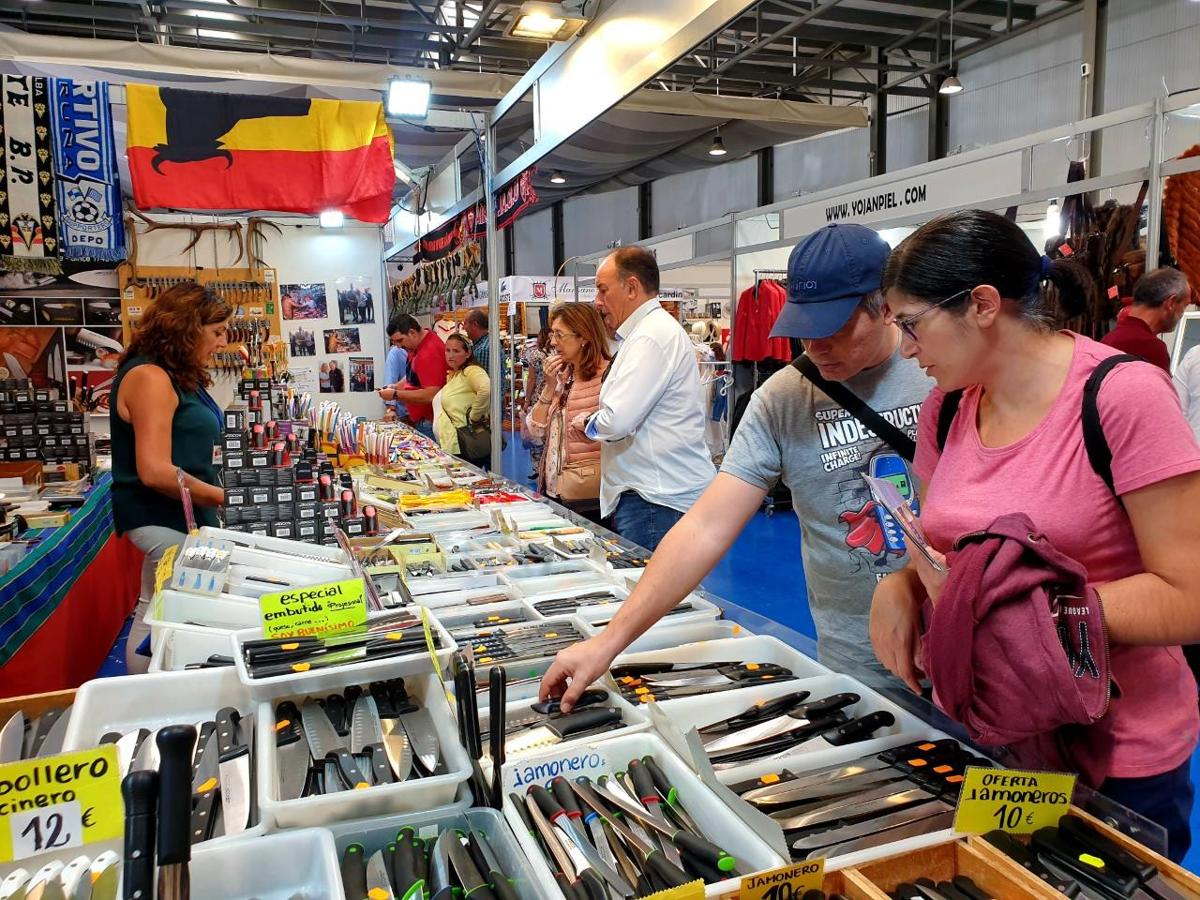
left=259, top=577, right=367, bottom=639
left=953, top=766, right=1076, bottom=835
left=0, top=746, right=123, bottom=862
left=740, top=860, right=825, bottom=900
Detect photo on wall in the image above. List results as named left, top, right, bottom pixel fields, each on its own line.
left=336, top=275, right=375, bottom=325
left=349, top=356, right=375, bottom=392
left=0, top=328, right=67, bottom=391
left=319, top=360, right=346, bottom=394
left=281, top=283, right=328, bottom=320
left=65, top=326, right=124, bottom=411
left=35, top=297, right=85, bottom=326
left=0, top=260, right=120, bottom=299
left=84, top=297, right=122, bottom=326
left=0, top=297, right=35, bottom=325
left=324, top=327, right=361, bottom=354
left=289, top=363, right=318, bottom=396
left=288, top=326, right=317, bottom=357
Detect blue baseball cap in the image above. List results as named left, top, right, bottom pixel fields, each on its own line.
left=770, top=224, right=891, bottom=340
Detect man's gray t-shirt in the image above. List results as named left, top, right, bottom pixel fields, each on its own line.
left=721, top=347, right=934, bottom=674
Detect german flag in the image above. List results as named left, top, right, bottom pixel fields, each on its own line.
left=126, top=84, right=395, bottom=223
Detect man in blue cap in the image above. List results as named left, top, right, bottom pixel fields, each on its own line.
left=540, top=224, right=936, bottom=708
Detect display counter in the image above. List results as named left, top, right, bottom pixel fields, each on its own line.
left=0, top=471, right=141, bottom=696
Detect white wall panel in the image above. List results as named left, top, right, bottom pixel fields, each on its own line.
left=563, top=187, right=640, bottom=259
left=888, top=105, right=929, bottom=173
left=514, top=206, right=555, bottom=276
left=651, top=156, right=757, bottom=235
left=773, top=127, right=870, bottom=199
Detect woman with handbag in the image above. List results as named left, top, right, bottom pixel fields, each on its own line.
left=434, top=333, right=492, bottom=468
left=527, top=303, right=612, bottom=521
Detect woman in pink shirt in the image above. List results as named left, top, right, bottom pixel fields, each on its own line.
left=869, top=209, right=1200, bottom=860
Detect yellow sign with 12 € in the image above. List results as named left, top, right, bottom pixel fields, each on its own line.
left=740, top=860, right=825, bottom=900
left=0, top=745, right=123, bottom=863
left=953, top=766, right=1077, bottom=835
left=259, top=577, right=368, bottom=639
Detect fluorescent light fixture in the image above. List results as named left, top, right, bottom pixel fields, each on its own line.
left=319, top=210, right=345, bottom=228
left=549, top=170, right=567, bottom=184
left=708, top=133, right=727, bottom=157
left=939, top=73, right=963, bottom=95
left=1043, top=200, right=1062, bottom=242
left=184, top=8, right=242, bottom=20
left=393, top=160, right=414, bottom=185
left=196, top=28, right=245, bottom=40
left=508, top=2, right=586, bottom=41
left=386, top=76, right=432, bottom=119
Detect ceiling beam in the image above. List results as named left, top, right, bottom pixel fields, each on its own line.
left=451, top=0, right=505, bottom=62
left=667, top=62, right=929, bottom=97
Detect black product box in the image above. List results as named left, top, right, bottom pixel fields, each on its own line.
left=247, top=409, right=263, bottom=427
left=18, top=424, right=33, bottom=438
left=274, top=467, right=295, bottom=487
left=295, top=483, right=318, bottom=504
left=238, top=506, right=261, bottom=524
left=22, top=448, right=38, bottom=460
left=248, top=522, right=270, bottom=536
left=12, top=391, right=29, bottom=405
left=35, top=423, right=50, bottom=437
left=66, top=412, right=83, bottom=425
left=296, top=501, right=318, bottom=521
left=224, top=452, right=246, bottom=470
left=320, top=501, right=340, bottom=523
left=273, top=503, right=295, bottom=523
left=42, top=436, right=58, bottom=448
left=50, top=401, right=67, bottom=413
left=270, top=521, right=295, bottom=539
left=223, top=507, right=243, bottom=526
left=225, top=408, right=246, bottom=431
left=222, top=432, right=245, bottom=453
left=321, top=534, right=340, bottom=547
left=295, top=519, right=320, bottom=542
left=223, top=523, right=247, bottom=533
left=33, top=389, right=50, bottom=403
left=2, top=425, right=16, bottom=438
left=273, top=485, right=295, bottom=504
left=74, top=435, right=90, bottom=448
left=248, top=449, right=270, bottom=468
left=235, top=470, right=261, bottom=487
left=5, top=449, right=20, bottom=461
left=248, top=486, right=272, bottom=506
left=342, top=516, right=365, bottom=536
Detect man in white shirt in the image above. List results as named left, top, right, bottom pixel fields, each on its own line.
left=1169, top=271, right=1200, bottom=439
left=576, top=246, right=715, bottom=550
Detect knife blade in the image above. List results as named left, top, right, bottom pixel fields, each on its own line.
left=701, top=694, right=860, bottom=754
left=530, top=785, right=636, bottom=897
left=274, top=701, right=310, bottom=802
left=0, top=711, right=25, bottom=763
left=773, top=786, right=938, bottom=833
left=398, top=708, right=440, bottom=775
left=116, top=729, right=148, bottom=778
left=301, top=699, right=369, bottom=790
left=57, top=856, right=91, bottom=900
left=751, top=767, right=910, bottom=810
left=350, top=695, right=395, bottom=786
left=740, top=759, right=893, bottom=803
left=130, top=728, right=158, bottom=774
left=446, top=831, right=498, bottom=900
left=623, top=762, right=684, bottom=870
left=472, top=831, right=519, bottom=900
left=506, top=708, right=623, bottom=755
left=790, top=798, right=951, bottom=852
left=86, top=852, right=120, bottom=900
left=215, top=707, right=252, bottom=835
left=28, top=709, right=65, bottom=758
left=190, top=729, right=221, bottom=844
left=429, top=830, right=456, bottom=900
left=367, top=850, right=397, bottom=900
left=35, top=707, right=73, bottom=759
left=803, top=809, right=955, bottom=861
left=0, top=868, right=28, bottom=900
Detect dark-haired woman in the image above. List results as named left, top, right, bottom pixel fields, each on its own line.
left=111, top=281, right=230, bottom=672
left=869, top=209, right=1200, bottom=860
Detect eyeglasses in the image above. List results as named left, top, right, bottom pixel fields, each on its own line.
left=890, top=288, right=970, bottom=341
left=550, top=329, right=577, bottom=340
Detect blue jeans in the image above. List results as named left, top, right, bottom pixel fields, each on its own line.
left=612, top=491, right=684, bottom=553
left=411, top=418, right=435, bottom=440
left=1099, top=758, right=1194, bottom=862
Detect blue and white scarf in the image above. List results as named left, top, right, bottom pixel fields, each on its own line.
left=48, top=79, right=125, bottom=262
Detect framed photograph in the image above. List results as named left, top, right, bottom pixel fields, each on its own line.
left=335, top=275, right=375, bottom=325
left=323, top=327, right=362, bottom=354
left=319, top=360, right=346, bottom=394
left=281, top=283, right=328, bottom=320
left=288, top=325, right=317, bottom=357
left=349, top=356, right=375, bottom=392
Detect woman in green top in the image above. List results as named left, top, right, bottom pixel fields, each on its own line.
left=434, top=333, right=491, bottom=468
left=110, top=281, right=230, bottom=672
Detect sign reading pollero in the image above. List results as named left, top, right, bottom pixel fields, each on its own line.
left=258, top=577, right=368, bottom=639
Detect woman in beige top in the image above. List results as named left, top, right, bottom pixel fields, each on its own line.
left=527, top=303, right=612, bottom=519
left=435, top=333, right=491, bottom=466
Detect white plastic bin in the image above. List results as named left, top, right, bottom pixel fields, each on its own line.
left=191, top=826, right=342, bottom=898
left=147, top=626, right=237, bottom=673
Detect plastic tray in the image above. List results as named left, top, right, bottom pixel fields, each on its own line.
left=199, top=525, right=348, bottom=562
left=257, top=672, right=472, bottom=829
left=147, top=627, right=238, bottom=673
left=580, top=618, right=752, bottom=652
left=408, top=572, right=507, bottom=600
left=143, top=588, right=262, bottom=648
left=570, top=592, right=722, bottom=627
left=191, top=826, right=342, bottom=898
left=508, top=573, right=618, bottom=599
left=325, top=807, right=551, bottom=900
left=500, top=732, right=787, bottom=900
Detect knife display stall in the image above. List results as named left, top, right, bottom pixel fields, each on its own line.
left=5, top=420, right=1200, bottom=899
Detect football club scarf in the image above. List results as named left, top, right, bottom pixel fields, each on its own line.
left=49, top=78, right=126, bottom=262
left=0, top=75, right=62, bottom=274
left=125, top=84, right=395, bottom=223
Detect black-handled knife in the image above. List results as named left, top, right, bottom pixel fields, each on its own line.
left=447, top=831, right=497, bottom=900
left=823, top=711, right=896, bottom=746
left=156, top=724, right=197, bottom=900
left=640, top=755, right=701, bottom=834
left=472, top=830, right=520, bottom=900
left=122, top=769, right=157, bottom=900
left=1030, top=827, right=1141, bottom=898
left=489, top=666, right=506, bottom=810
left=341, top=843, right=368, bottom=900
left=392, top=827, right=421, bottom=900
left=1058, top=815, right=1185, bottom=900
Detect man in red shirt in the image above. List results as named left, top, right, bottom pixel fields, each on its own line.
left=1101, top=268, right=1193, bottom=372
left=378, top=314, right=447, bottom=439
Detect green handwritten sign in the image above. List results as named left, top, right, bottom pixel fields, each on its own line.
left=259, top=577, right=368, bottom=639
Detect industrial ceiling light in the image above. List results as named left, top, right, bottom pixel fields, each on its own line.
left=319, top=210, right=345, bottom=228
left=1043, top=200, right=1062, bottom=242
left=386, top=76, right=432, bottom=119
left=708, top=130, right=727, bottom=157
left=939, top=0, right=963, bottom=96
left=508, top=2, right=587, bottom=41
left=549, top=171, right=567, bottom=184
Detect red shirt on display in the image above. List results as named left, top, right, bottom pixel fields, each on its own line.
left=407, top=330, right=448, bottom=422
left=1100, top=315, right=1171, bottom=372
left=733, top=280, right=793, bottom=363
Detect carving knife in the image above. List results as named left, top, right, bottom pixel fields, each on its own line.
left=215, top=707, right=252, bottom=835
left=350, top=695, right=396, bottom=786
left=35, top=707, right=72, bottom=759
left=366, top=850, right=397, bottom=900
left=0, top=711, right=24, bottom=763
left=790, top=798, right=951, bottom=852
left=429, top=831, right=456, bottom=900
left=129, top=728, right=157, bottom=774
left=804, top=809, right=956, bottom=861
left=529, top=785, right=636, bottom=899
left=622, top=763, right=684, bottom=870
left=301, top=698, right=369, bottom=790
left=189, top=728, right=221, bottom=844
left=505, top=708, right=623, bottom=755
left=28, top=708, right=67, bottom=758
left=370, top=682, right=413, bottom=782
left=773, top=786, right=939, bottom=833
left=156, top=725, right=197, bottom=900
left=473, top=831, right=520, bottom=900
left=446, top=831, right=497, bottom=900
left=1058, top=815, right=1190, bottom=900
left=701, top=694, right=861, bottom=753
left=273, top=701, right=310, bottom=802
left=697, top=691, right=813, bottom=735
left=87, top=852, right=121, bottom=900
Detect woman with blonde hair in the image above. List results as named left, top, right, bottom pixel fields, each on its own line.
left=527, top=303, right=612, bottom=519
left=434, top=333, right=491, bottom=468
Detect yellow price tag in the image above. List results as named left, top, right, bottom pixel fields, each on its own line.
left=953, top=766, right=1076, bottom=835
left=259, top=577, right=368, bottom=639
left=643, top=879, right=704, bottom=900
left=0, top=746, right=123, bottom=863
left=153, top=544, right=178, bottom=594
left=740, top=860, right=825, bottom=900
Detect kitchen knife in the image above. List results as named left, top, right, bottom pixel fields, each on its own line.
left=24, top=861, right=64, bottom=900
left=301, top=699, right=369, bottom=790
left=803, top=809, right=955, bottom=862
left=528, top=690, right=609, bottom=717
left=324, top=694, right=350, bottom=737
left=398, top=707, right=440, bottom=776
left=122, top=769, right=157, bottom=900
left=28, top=708, right=66, bottom=758
left=981, top=830, right=1082, bottom=896
left=350, top=695, right=395, bottom=786
left=623, top=763, right=684, bottom=869
left=156, top=724, right=197, bottom=900
left=552, top=824, right=611, bottom=900
left=0, top=869, right=28, bottom=900
left=87, top=852, right=121, bottom=900
left=446, top=831, right=497, bottom=900
left=698, top=691, right=814, bottom=734
left=506, top=708, right=623, bottom=755
left=429, top=831, right=457, bottom=900
left=740, top=759, right=892, bottom=803
left=393, top=828, right=422, bottom=900
left=117, top=730, right=149, bottom=778
left=1032, top=826, right=1155, bottom=899
left=749, top=767, right=910, bottom=810
left=273, top=701, right=310, bottom=802
left=371, top=682, right=415, bottom=782
left=640, top=755, right=702, bottom=836
left=525, top=793, right=580, bottom=880
left=489, top=666, right=506, bottom=810
left=366, top=850, right=397, bottom=900
left=619, top=663, right=791, bottom=688
left=57, top=856, right=91, bottom=900
left=530, top=785, right=635, bottom=898
left=130, top=729, right=157, bottom=774
left=341, top=844, right=367, bottom=900
left=214, top=707, right=252, bottom=835
left=34, top=707, right=72, bottom=759
left=1058, top=815, right=1189, bottom=900
left=0, top=711, right=25, bottom=763
left=472, top=831, right=520, bottom=900
left=774, top=786, right=939, bottom=833
left=708, top=713, right=852, bottom=768
left=701, top=694, right=861, bottom=753
left=790, top=799, right=951, bottom=852
left=822, top=711, right=896, bottom=746
left=190, top=729, right=221, bottom=845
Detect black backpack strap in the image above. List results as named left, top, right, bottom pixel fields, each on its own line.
left=1082, top=353, right=1142, bottom=497
left=936, top=389, right=964, bottom=452
left=793, top=354, right=916, bottom=462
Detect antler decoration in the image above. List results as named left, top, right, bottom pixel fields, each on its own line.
left=245, top=216, right=283, bottom=273
left=124, top=208, right=246, bottom=274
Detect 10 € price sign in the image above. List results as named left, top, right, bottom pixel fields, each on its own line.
left=953, top=766, right=1077, bottom=835
left=740, top=860, right=826, bottom=900
left=0, top=746, right=123, bottom=862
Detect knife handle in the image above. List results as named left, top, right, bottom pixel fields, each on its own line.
left=371, top=681, right=399, bottom=718
left=672, top=831, right=735, bottom=874
left=393, top=828, right=419, bottom=897
left=878, top=738, right=960, bottom=765
left=329, top=749, right=371, bottom=790
left=793, top=693, right=860, bottom=719
left=1057, top=815, right=1157, bottom=884
left=366, top=743, right=396, bottom=784
left=646, top=850, right=692, bottom=888
left=121, top=769, right=157, bottom=900
left=190, top=784, right=218, bottom=846
left=156, top=724, right=196, bottom=866
left=552, top=707, right=622, bottom=738
left=822, top=711, right=895, bottom=746
left=576, top=869, right=606, bottom=900
left=949, top=875, right=991, bottom=900
left=325, top=694, right=349, bottom=736
left=1030, top=827, right=1140, bottom=896
left=274, top=701, right=303, bottom=747
left=490, top=666, right=507, bottom=810
left=215, top=707, right=246, bottom=761
left=723, top=691, right=812, bottom=728
left=341, top=843, right=368, bottom=900
left=722, top=663, right=792, bottom=681
left=190, top=721, right=217, bottom=782
left=640, top=756, right=680, bottom=807
left=626, top=759, right=661, bottom=808
left=530, top=783, right=568, bottom=825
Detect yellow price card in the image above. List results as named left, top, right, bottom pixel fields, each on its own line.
left=644, top=879, right=705, bottom=900
left=740, top=860, right=825, bottom=900
left=259, top=577, right=368, bottom=639
left=153, top=543, right=178, bottom=594
left=953, top=766, right=1076, bottom=835
left=0, top=746, right=123, bottom=862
